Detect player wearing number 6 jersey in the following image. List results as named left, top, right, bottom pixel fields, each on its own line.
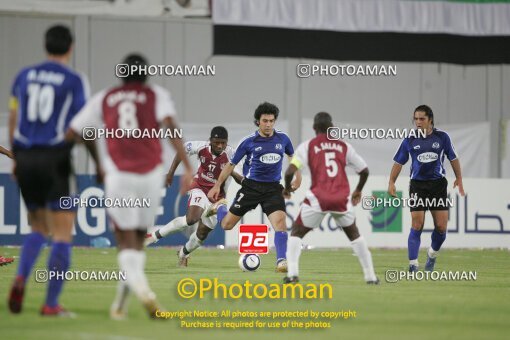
left=67, top=54, right=193, bottom=319
left=8, top=25, right=89, bottom=317
left=144, top=126, right=243, bottom=266
left=283, top=112, right=378, bottom=284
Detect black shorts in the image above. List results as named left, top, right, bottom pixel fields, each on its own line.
left=229, top=178, right=286, bottom=217
left=409, top=177, right=448, bottom=211
left=14, top=146, right=75, bottom=211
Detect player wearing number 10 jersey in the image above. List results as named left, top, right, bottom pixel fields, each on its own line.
left=8, top=25, right=89, bottom=317
left=283, top=112, right=379, bottom=284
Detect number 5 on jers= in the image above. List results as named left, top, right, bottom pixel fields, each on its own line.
left=238, top=224, right=269, bottom=254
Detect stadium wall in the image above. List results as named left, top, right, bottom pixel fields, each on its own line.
left=0, top=174, right=508, bottom=248
left=0, top=13, right=509, bottom=177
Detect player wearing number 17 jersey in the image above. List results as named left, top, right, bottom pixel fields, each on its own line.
left=144, top=126, right=243, bottom=267
left=283, top=112, right=378, bottom=284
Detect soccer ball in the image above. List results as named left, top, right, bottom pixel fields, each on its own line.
left=238, top=254, right=261, bottom=272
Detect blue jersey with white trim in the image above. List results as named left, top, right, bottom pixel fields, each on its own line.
left=393, top=128, right=457, bottom=180
left=231, top=130, right=294, bottom=182
left=11, top=61, right=88, bottom=149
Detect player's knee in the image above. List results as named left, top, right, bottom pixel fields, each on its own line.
left=290, top=224, right=309, bottom=238
left=185, top=216, right=200, bottom=226
left=196, top=228, right=210, bottom=240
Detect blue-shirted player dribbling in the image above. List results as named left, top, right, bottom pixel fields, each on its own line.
left=388, top=105, right=465, bottom=272
left=208, top=102, right=294, bottom=272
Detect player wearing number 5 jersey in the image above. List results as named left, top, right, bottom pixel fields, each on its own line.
left=67, top=54, right=193, bottom=319
left=283, top=112, right=378, bottom=284
left=8, top=25, right=89, bottom=317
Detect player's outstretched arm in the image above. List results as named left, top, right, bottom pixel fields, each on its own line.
left=166, top=154, right=182, bottom=187
left=450, top=158, right=465, bottom=196
left=209, top=163, right=235, bottom=201
left=388, top=163, right=402, bottom=197
left=64, top=128, right=104, bottom=184
left=162, top=117, right=193, bottom=195
left=352, top=167, right=369, bottom=206
left=0, top=145, right=13, bottom=159
left=230, top=170, right=244, bottom=185
left=283, top=164, right=299, bottom=199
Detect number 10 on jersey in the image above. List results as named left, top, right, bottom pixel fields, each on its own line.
left=238, top=224, right=269, bottom=254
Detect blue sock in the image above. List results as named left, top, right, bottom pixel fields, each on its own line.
left=16, top=232, right=46, bottom=282
left=431, top=230, right=446, bottom=252
left=274, top=231, right=288, bottom=262
left=408, top=228, right=422, bottom=261
left=45, top=242, right=71, bottom=307
left=217, top=205, right=228, bottom=224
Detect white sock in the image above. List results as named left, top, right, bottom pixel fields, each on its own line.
left=184, top=232, right=203, bottom=255
left=409, top=259, right=419, bottom=266
left=118, top=249, right=155, bottom=303
left=157, top=216, right=188, bottom=239
left=428, top=247, right=439, bottom=259
left=286, top=236, right=302, bottom=277
left=111, top=280, right=130, bottom=314
left=351, top=236, right=377, bottom=282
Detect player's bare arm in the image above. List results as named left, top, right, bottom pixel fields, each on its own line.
left=0, top=145, right=13, bottom=159
left=162, top=116, right=193, bottom=194
left=388, top=162, right=402, bottom=197
left=208, top=162, right=235, bottom=201
left=65, top=129, right=104, bottom=184
left=230, top=170, right=244, bottom=185
left=284, top=163, right=298, bottom=199
left=450, top=158, right=465, bottom=196
left=352, top=167, right=369, bottom=206
left=8, top=105, right=17, bottom=148
left=166, top=154, right=181, bottom=187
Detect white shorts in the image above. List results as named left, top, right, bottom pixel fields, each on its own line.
left=296, top=203, right=356, bottom=229
left=188, top=188, right=218, bottom=229
left=105, top=165, right=164, bottom=230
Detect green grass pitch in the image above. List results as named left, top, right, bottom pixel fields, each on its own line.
left=0, top=246, right=508, bottom=340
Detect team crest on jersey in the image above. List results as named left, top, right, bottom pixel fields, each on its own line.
left=432, top=142, right=440, bottom=149
left=200, top=156, right=206, bottom=163
left=275, top=143, right=283, bottom=150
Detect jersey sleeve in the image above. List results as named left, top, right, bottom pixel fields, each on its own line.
left=153, top=85, right=177, bottom=122
left=184, top=141, right=208, bottom=157
left=9, top=71, right=23, bottom=111
left=230, top=138, right=249, bottom=165
left=346, top=143, right=368, bottom=173
left=290, top=141, right=308, bottom=170
left=69, top=72, right=90, bottom=120
left=393, top=138, right=410, bottom=165
left=285, top=134, right=294, bottom=156
left=69, top=90, right=105, bottom=132
left=443, top=133, right=458, bottom=161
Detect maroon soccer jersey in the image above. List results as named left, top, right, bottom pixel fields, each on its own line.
left=186, top=141, right=235, bottom=199
left=70, top=83, right=177, bottom=174
left=293, top=133, right=367, bottom=212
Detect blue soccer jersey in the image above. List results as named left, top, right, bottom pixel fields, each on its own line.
left=231, top=130, right=294, bottom=182
left=393, top=128, right=457, bottom=180
left=10, top=61, right=89, bottom=149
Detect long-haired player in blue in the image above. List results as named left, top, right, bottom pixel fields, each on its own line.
left=7, top=25, right=89, bottom=317
left=208, top=102, right=295, bottom=273
left=388, top=105, right=465, bottom=272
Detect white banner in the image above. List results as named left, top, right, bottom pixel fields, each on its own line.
left=225, top=176, right=510, bottom=249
